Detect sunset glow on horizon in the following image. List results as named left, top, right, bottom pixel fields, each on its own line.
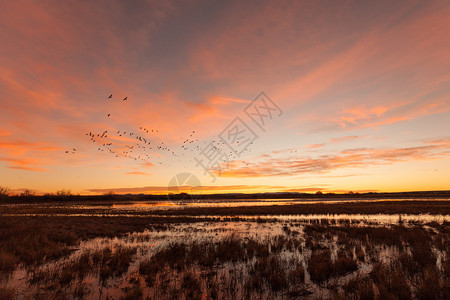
left=1, top=0, right=449, bottom=195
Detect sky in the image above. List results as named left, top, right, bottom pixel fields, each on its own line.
left=0, top=0, right=449, bottom=195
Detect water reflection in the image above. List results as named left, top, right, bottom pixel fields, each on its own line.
left=1, top=218, right=448, bottom=299
left=2, top=212, right=449, bottom=224
left=76, top=198, right=450, bottom=210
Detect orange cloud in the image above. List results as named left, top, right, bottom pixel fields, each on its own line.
left=1, top=1, right=449, bottom=193
left=305, top=144, right=325, bottom=149
left=0, top=137, right=64, bottom=171
left=141, top=162, right=155, bottom=169
left=327, top=100, right=449, bottom=131
left=125, top=171, right=150, bottom=176
left=187, top=95, right=251, bottom=123
left=304, top=136, right=365, bottom=151
left=0, top=129, right=10, bottom=137
left=0, top=157, right=49, bottom=172
left=214, top=138, right=450, bottom=178
left=8, top=166, right=48, bottom=172
left=86, top=184, right=326, bottom=195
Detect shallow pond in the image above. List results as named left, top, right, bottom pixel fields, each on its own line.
left=1, top=217, right=448, bottom=299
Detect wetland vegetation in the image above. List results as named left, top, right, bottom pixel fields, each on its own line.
left=0, top=196, right=449, bottom=299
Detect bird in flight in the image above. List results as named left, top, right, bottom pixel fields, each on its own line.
left=107, top=114, right=111, bottom=117
left=108, top=94, right=112, bottom=99
left=123, top=97, right=128, bottom=101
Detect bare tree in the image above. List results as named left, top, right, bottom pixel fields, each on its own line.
left=20, top=189, right=35, bottom=197
left=56, top=189, right=72, bottom=197
left=0, top=186, right=12, bottom=199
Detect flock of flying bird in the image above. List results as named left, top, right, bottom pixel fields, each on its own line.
left=65, top=94, right=253, bottom=170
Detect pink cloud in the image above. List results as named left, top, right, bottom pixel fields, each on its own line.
left=213, top=138, right=450, bottom=178
left=330, top=136, right=361, bottom=143
left=0, top=1, right=449, bottom=193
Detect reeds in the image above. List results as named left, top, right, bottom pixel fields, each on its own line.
left=308, top=249, right=333, bottom=282
left=0, top=251, right=18, bottom=274
left=120, top=284, right=143, bottom=300
left=181, top=271, right=201, bottom=298
left=0, top=210, right=448, bottom=299
left=0, top=286, right=15, bottom=300
left=307, top=249, right=357, bottom=283
left=370, top=262, right=411, bottom=300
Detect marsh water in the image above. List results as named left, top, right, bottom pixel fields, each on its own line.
left=6, top=197, right=449, bottom=209
left=0, top=199, right=449, bottom=299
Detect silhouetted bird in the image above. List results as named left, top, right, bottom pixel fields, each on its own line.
left=123, top=97, right=128, bottom=101
left=107, top=114, right=111, bottom=117
left=108, top=94, right=112, bottom=99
